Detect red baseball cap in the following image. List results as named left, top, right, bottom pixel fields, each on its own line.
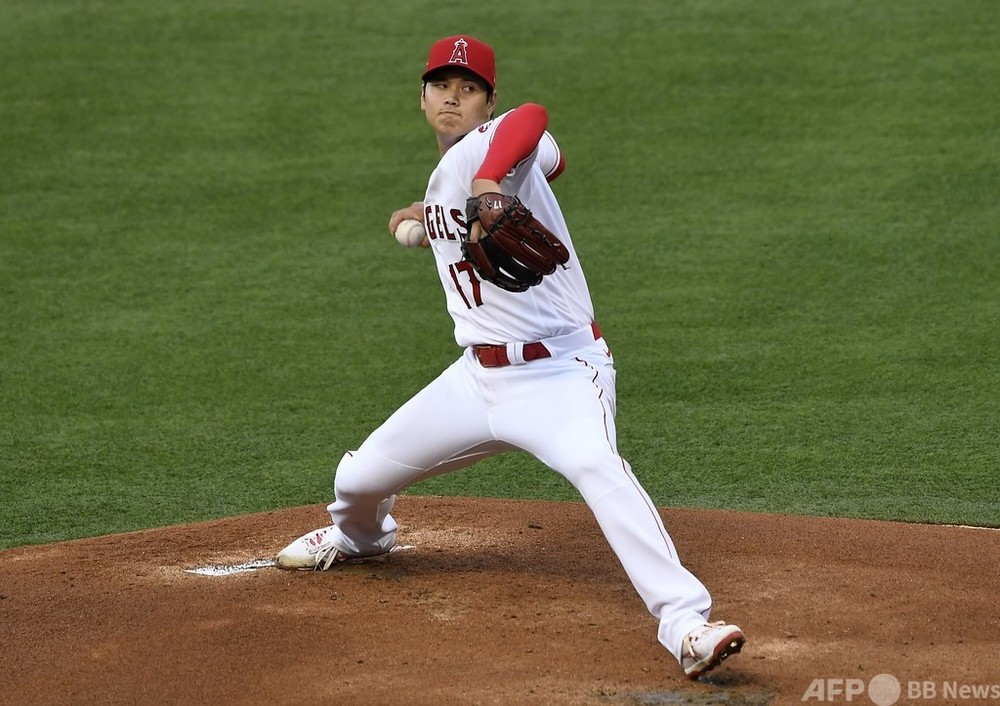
left=422, top=35, right=496, bottom=90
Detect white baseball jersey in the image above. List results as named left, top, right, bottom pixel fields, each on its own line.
left=421, top=109, right=596, bottom=347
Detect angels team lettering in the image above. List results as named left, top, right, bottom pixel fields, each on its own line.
left=424, top=204, right=467, bottom=242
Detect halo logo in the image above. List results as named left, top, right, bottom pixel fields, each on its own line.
left=448, top=38, right=469, bottom=66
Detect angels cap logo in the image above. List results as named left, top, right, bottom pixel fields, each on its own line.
left=422, top=35, right=497, bottom=90
left=449, top=38, right=469, bottom=66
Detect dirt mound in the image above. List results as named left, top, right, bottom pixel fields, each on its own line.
left=1, top=497, right=996, bottom=705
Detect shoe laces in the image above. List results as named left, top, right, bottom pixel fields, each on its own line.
left=684, top=621, right=727, bottom=657
left=314, top=544, right=342, bottom=571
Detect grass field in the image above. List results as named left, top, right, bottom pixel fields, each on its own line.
left=2, top=0, right=998, bottom=549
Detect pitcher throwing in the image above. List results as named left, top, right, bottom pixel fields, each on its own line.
left=276, top=35, right=745, bottom=679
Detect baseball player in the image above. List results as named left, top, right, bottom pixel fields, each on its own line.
left=276, top=35, right=745, bottom=679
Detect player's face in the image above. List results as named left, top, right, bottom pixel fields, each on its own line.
left=421, top=69, right=496, bottom=151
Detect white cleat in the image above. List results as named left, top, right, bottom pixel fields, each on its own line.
left=275, top=525, right=345, bottom=571
left=681, top=621, right=745, bottom=679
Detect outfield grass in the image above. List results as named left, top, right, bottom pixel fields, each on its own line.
left=2, top=0, right=997, bottom=548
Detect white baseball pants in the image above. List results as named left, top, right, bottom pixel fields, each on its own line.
left=324, top=328, right=713, bottom=659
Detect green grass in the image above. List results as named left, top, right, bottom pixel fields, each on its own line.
left=2, top=0, right=998, bottom=548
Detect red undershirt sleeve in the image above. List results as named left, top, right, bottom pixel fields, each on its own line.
left=474, top=103, right=549, bottom=183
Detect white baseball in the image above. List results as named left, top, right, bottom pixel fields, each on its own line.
left=394, top=219, right=426, bottom=248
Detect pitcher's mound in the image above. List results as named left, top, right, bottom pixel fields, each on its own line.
left=1, top=496, right=996, bottom=705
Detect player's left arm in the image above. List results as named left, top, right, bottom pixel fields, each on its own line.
left=470, top=103, right=554, bottom=240
left=537, top=131, right=566, bottom=183
left=471, top=102, right=549, bottom=195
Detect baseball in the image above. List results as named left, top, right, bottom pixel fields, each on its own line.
left=394, top=218, right=426, bottom=248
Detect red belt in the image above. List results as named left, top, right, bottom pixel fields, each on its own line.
left=473, top=322, right=603, bottom=368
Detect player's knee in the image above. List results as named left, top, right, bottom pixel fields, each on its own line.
left=333, top=450, right=396, bottom=500
left=550, top=447, right=625, bottom=487
left=333, top=451, right=369, bottom=498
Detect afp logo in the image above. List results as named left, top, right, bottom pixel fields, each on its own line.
left=801, top=674, right=900, bottom=705
left=802, top=674, right=1000, bottom=704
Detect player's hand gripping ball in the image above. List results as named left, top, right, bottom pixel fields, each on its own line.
left=394, top=219, right=427, bottom=248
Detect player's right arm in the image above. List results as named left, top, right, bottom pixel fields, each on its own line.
left=388, top=201, right=425, bottom=236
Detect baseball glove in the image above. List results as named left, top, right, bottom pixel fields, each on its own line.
left=461, top=193, right=570, bottom=292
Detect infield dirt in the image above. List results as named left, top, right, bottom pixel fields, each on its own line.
left=1, top=497, right=996, bottom=705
